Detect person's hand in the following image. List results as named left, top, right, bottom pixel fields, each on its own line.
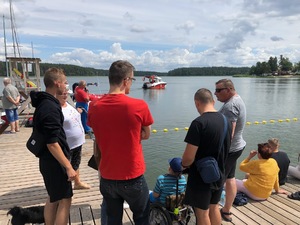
left=66, top=167, right=77, bottom=181
left=77, top=107, right=83, bottom=114
left=248, top=150, right=257, bottom=159
left=276, top=189, right=288, bottom=195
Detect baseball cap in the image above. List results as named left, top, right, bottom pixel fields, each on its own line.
left=168, top=157, right=182, bottom=173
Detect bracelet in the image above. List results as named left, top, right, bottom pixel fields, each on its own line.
left=181, top=162, right=189, bottom=168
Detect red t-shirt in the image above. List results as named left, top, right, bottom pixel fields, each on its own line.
left=88, top=94, right=154, bottom=180
left=75, top=86, right=89, bottom=102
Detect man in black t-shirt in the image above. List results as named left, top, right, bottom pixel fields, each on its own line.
left=182, top=88, right=231, bottom=225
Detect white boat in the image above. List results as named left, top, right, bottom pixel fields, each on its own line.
left=142, top=75, right=167, bottom=89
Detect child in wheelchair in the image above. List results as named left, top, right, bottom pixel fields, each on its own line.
left=149, top=157, right=187, bottom=205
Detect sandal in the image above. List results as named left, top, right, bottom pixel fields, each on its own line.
left=288, top=191, right=300, bottom=200
left=220, top=208, right=233, bottom=222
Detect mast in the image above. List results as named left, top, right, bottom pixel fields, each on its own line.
left=3, top=15, right=9, bottom=77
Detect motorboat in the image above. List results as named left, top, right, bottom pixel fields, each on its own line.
left=142, top=75, right=167, bottom=89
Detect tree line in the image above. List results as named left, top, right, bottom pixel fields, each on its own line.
left=0, top=61, right=251, bottom=77
left=249, top=55, right=300, bottom=75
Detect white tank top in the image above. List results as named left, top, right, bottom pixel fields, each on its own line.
left=62, top=103, right=85, bottom=149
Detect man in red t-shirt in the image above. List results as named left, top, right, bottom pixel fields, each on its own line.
left=74, top=80, right=92, bottom=134
left=88, top=60, right=153, bottom=225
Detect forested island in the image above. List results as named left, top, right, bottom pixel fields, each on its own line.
left=0, top=61, right=250, bottom=77
left=1, top=55, right=299, bottom=77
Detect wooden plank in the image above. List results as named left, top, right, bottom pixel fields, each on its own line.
left=243, top=203, right=284, bottom=225
left=90, top=204, right=101, bottom=225
left=252, top=200, right=298, bottom=225
left=233, top=205, right=271, bottom=225
left=0, top=218, right=11, bottom=225
left=69, top=207, right=82, bottom=225
left=79, top=205, right=94, bottom=225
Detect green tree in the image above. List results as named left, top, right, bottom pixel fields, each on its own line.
left=279, top=56, right=293, bottom=71
left=268, top=56, right=278, bottom=72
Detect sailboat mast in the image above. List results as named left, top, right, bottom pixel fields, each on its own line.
left=3, top=15, right=9, bottom=77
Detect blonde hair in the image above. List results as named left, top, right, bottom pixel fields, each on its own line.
left=268, top=138, right=279, bottom=149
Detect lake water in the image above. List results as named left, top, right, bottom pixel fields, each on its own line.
left=2, top=75, right=300, bottom=188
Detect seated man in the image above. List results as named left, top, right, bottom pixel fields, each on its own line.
left=150, top=157, right=187, bottom=205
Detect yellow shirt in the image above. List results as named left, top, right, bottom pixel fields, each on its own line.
left=240, top=158, right=280, bottom=199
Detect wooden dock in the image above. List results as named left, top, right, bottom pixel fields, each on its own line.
left=1, top=124, right=300, bottom=224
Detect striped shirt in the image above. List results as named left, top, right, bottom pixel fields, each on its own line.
left=153, top=174, right=186, bottom=204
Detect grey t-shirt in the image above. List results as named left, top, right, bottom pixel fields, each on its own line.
left=219, top=95, right=246, bottom=153
left=2, top=84, right=20, bottom=109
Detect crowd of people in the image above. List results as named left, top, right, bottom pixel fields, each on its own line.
left=2, top=60, right=297, bottom=225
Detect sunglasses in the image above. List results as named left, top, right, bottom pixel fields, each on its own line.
left=215, top=88, right=227, bottom=93
left=124, top=77, right=136, bottom=82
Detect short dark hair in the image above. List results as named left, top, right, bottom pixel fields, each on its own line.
left=108, top=60, right=135, bottom=85
left=194, top=88, right=214, bottom=104
left=257, top=143, right=272, bottom=159
left=44, top=68, right=65, bottom=88
left=215, top=79, right=235, bottom=91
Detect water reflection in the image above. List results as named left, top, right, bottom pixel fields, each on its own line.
left=143, top=89, right=164, bottom=102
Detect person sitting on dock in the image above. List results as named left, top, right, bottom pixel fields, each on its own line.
left=236, top=143, right=288, bottom=201
left=150, top=157, right=187, bottom=204
left=268, top=138, right=290, bottom=185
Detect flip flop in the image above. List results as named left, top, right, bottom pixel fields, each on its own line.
left=220, top=208, right=233, bottom=222
left=288, top=191, right=300, bottom=200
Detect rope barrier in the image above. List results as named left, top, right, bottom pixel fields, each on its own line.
left=151, top=117, right=298, bottom=133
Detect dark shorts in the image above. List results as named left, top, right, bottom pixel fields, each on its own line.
left=184, top=184, right=223, bottom=210
left=70, top=145, right=82, bottom=171
left=39, top=158, right=73, bottom=203
left=225, top=148, right=244, bottom=179
left=5, top=109, right=18, bottom=122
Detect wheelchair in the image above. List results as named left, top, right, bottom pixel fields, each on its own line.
left=149, top=193, right=193, bottom=225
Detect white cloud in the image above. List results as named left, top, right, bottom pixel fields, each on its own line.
left=0, top=0, right=300, bottom=72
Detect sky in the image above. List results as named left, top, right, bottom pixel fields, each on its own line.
left=0, top=0, right=300, bottom=72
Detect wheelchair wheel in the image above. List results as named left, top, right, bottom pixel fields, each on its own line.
left=149, top=202, right=172, bottom=225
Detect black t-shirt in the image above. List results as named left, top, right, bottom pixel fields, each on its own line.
left=271, top=151, right=290, bottom=185
left=184, top=112, right=232, bottom=189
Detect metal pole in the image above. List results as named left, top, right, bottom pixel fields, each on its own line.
left=3, top=15, right=9, bottom=77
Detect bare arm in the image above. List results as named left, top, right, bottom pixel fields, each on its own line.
left=93, top=139, right=101, bottom=168
left=141, top=125, right=151, bottom=140
left=152, top=192, right=160, bottom=198
left=182, top=143, right=198, bottom=168
left=6, top=95, right=19, bottom=106
left=231, top=121, right=236, bottom=139
left=47, top=143, right=77, bottom=181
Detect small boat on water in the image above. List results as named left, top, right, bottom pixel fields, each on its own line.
left=142, top=75, right=167, bottom=89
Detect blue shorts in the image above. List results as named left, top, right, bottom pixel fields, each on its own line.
left=5, top=109, right=18, bottom=122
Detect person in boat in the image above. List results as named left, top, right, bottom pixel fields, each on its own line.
left=57, top=92, right=91, bottom=190
left=268, top=138, right=290, bottom=185
left=74, top=80, right=92, bottom=134
left=149, top=157, right=186, bottom=204
left=236, top=143, right=288, bottom=201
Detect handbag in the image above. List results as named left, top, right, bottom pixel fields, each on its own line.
left=196, top=156, right=220, bottom=183
left=88, top=155, right=98, bottom=170
left=196, top=114, right=228, bottom=184
left=26, top=129, right=46, bottom=157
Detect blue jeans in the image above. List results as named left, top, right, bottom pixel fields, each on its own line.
left=100, top=175, right=150, bottom=225
left=75, top=102, right=91, bottom=133
left=5, top=108, right=18, bottom=122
